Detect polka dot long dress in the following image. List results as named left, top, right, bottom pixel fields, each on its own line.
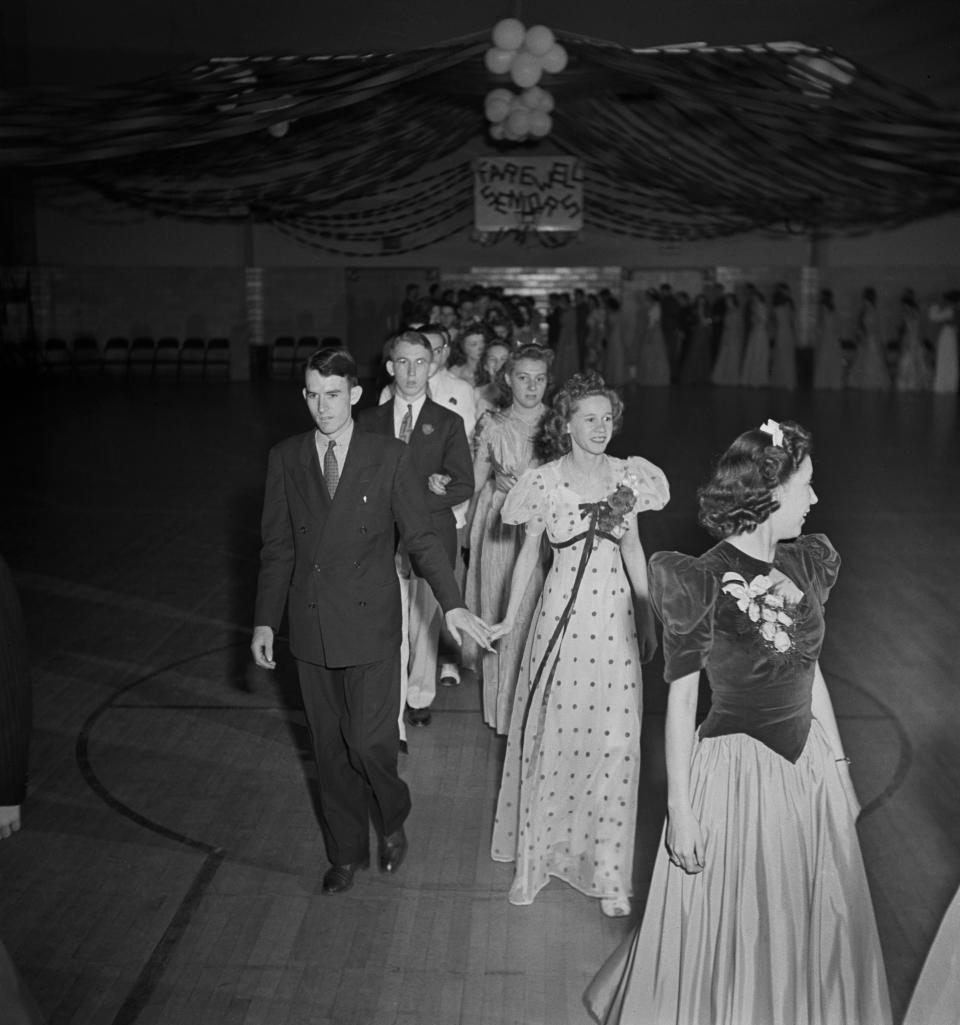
left=490, top=456, right=669, bottom=907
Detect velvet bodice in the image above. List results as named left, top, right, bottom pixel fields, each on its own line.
left=649, top=534, right=841, bottom=762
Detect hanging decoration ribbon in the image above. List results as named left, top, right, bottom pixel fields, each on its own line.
left=483, top=18, right=567, bottom=143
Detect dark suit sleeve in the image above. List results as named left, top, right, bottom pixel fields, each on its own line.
left=0, top=555, right=31, bottom=806
left=391, top=448, right=463, bottom=613
left=423, top=416, right=473, bottom=513
left=254, top=444, right=296, bottom=631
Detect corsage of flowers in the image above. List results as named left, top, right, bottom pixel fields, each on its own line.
left=721, top=571, right=796, bottom=654
left=596, top=471, right=642, bottom=534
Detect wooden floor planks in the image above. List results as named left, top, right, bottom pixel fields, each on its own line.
left=0, top=378, right=957, bottom=1024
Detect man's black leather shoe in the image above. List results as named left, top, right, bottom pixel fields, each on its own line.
left=379, top=827, right=408, bottom=874
left=407, top=704, right=431, bottom=726
left=321, top=858, right=370, bottom=895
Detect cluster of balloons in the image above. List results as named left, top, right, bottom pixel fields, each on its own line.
left=483, top=19, right=568, bottom=142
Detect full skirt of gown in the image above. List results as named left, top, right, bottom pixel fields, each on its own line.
left=933, top=325, right=958, bottom=394
left=903, top=882, right=960, bottom=1025
left=585, top=721, right=892, bottom=1025
left=636, top=322, right=671, bottom=386
left=491, top=531, right=643, bottom=906
left=739, top=326, right=770, bottom=387
left=848, top=338, right=889, bottom=390
left=897, top=329, right=928, bottom=392
left=464, top=482, right=545, bottom=734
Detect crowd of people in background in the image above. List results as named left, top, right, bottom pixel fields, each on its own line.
left=397, top=278, right=960, bottom=398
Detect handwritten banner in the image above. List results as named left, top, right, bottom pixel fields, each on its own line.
left=473, top=156, right=584, bottom=232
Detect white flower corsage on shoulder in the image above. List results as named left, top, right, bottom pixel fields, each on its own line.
left=721, top=571, right=798, bottom=655
left=596, top=470, right=642, bottom=535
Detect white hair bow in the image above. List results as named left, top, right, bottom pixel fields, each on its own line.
left=759, top=419, right=784, bottom=447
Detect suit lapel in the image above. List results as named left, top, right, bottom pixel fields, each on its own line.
left=409, top=398, right=440, bottom=453
left=294, top=432, right=330, bottom=521
left=316, top=429, right=379, bottom=551
left=365, top=402, right=394, bottom=438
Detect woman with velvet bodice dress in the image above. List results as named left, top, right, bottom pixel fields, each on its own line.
left=586, top=418, right=891, bottom=1025
left=489, top=373, right=669, bottom=918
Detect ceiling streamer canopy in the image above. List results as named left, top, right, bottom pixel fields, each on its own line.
left=2, top=30, right=959, bottom=255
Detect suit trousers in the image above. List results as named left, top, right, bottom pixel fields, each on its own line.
left=296, top=655, right=411, bottom=865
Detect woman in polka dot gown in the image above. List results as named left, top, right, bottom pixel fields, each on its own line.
left=489, top=373, right=669, bottom=917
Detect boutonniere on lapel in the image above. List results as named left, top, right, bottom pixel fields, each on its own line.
left=421, top=423, right=435, bottom=436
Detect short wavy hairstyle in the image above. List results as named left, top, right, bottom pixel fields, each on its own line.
left=697, top=420, right=813, bottom=538
left=449, top=321, right=494, bottom=369
left=305, top=346, right=358, bottom=386
left=537, top=371, right=623, bottom=462
left=489, top=343, right=553, bottom=409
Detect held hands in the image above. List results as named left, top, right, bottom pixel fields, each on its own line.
left=428, top=473, right=452, bottom=496
left=251, top=625, right=276, bottom=670
left=0, top=805, right=22, bottom=839
left=666, top=806, right=706, bottom=874
left=487, top=618, right=516, bottom=644
left=445, top=607, right=494, bottom=651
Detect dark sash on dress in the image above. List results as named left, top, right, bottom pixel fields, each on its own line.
left=520, top=502, right=618, bottom=779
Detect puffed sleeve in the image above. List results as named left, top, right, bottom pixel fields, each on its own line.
left=649, top=552, right=719, bottom=682
left=501, top=465, right=549, bottom=535
left=624, top=456, right=670, bottom=513
left=786, top=533, right=841, bottom=604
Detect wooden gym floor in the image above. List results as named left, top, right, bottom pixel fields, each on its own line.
left=0, top=375, right=957, bottom=1024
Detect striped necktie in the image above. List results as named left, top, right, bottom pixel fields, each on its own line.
left=399, top=404, right=413, bottom=444
left=323, top=439, right=339, bottom=498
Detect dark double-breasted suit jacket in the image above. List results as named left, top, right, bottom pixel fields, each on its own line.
left=356, top=397, right=473, bottom=567
left=254, top=426, right=462, bottom=669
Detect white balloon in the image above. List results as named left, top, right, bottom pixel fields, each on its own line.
left=541, top=43, right=568, bottom=74
left=506, top=108, right=531, bottom=137
left=529, top=110, right=553, bottom=137
left=486, top=87, right=514, bottom=107
left=520, top=86, right=546, bottom=109
left=492, top=17, right=525, bottom=51
left=484, top=47, right=515, bottom=75
left=510, top=52, right=543, bottom=89
left=485, top=96, right=511, bottom=123
left=489, top=122, right=506, bottom=140
left=524, top=25, right=555, bottom=57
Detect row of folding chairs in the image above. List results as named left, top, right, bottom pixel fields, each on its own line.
left=40, top=336, right=231, bottom=381
left=271, top=336, right=342, bottom=377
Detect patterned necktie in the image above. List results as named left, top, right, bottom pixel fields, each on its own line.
left=323, top=439, right=339, bottom=498
left=399, top=404, right=413, bottom=444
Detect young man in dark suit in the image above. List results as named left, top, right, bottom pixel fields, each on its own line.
left=251, top=348, right=489, bottom=894
left=357, top=331, right=473, bottom=728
